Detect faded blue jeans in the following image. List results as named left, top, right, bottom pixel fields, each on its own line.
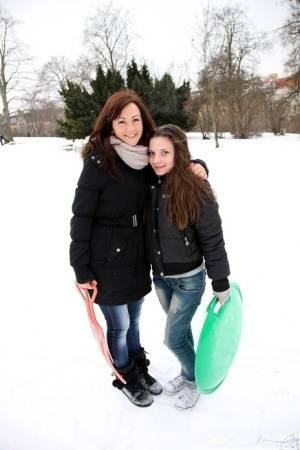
left=99, top=298, right=144, bottom=368
left=153, top=270, right=206, bottom=381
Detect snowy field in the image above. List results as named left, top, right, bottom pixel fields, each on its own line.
left=0, top=134, right=299, bottom=450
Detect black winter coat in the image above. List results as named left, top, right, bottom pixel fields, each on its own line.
left=145, top=177, right=230, bottom=292
left=70, top=149, right=151, bottom=305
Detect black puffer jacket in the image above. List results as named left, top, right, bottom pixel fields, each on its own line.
left=145, top=177, right=230, bottom=291
left=70, top=149, right=151, bottom=305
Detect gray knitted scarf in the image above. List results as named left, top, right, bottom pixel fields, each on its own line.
left=110, top=136, right=148, bottom=170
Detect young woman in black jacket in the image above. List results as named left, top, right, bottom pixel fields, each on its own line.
left=147, top=124, right=230, bottom=410
left=70, top=91, right=162, bottom=407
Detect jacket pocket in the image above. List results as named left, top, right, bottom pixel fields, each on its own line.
left=105, top=228, right=135, bottom=264
left=90, top=226, right=129, bottom=264
left=106, top=237, right=129, bottom=262
left=180, top=230, right=194, bottom=256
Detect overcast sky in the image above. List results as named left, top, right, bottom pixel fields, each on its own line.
left=2, top=0, right=289, bottom=85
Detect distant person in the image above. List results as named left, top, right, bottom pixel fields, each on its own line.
left=146, top=124, right=230, bottom=410
left=0, top=134, right=9, bottom=146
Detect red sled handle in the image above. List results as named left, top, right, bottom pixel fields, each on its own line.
left=75, top=283, right=126, bottom=384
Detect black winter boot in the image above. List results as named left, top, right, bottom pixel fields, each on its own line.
left=131, top=348, right=162, bottom=395
left=112, top=360, right=153, bottom=407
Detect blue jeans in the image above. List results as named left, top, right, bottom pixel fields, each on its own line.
left=153, top=270, right=206, bottom=381
left=99, top=298, right=143, bottom=368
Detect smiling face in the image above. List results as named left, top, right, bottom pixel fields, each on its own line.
left=148, top=136, right=175, bottom=176
left=112, top=102, right=143, bottom=146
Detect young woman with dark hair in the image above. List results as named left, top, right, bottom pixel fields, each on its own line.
left=146, top=124, right=230, bottom=410
left=70, top=91, right=161, bottom=408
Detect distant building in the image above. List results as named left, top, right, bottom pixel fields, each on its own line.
left=263, top=73, right=300, bottom=92
left=9, top=106, right=64, bottom=137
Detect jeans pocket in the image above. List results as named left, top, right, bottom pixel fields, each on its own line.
left=177, top=270, right=206, bottom=293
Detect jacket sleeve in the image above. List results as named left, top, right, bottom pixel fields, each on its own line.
left=192, top=159, right=209, bottom=177
left=69, top=157, right=103, bottom=283
left=195, top=199, right=230, bottom=283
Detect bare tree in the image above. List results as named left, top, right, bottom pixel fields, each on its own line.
left=214, top=6, right=268, bottom=138
left=280, top=0, right=300, bottom=96
left=192, top=7, right=227, bottom=147
left=40, top=56, right=70, bottom=90
left=16, top=82, right=63, bottom=137
left=69, top=57, right=94, bottom=87
left=83, top=1, right=131, bottom=73
left=264, top=86, right=293, bottom=135
left=187, top=93, right=212, bottom=139
left=193, top=5, right=269, bottom=143
left=24, top=54, right=94, bottom=136
left=229, top=75, right=266, bottom=138
left=0, top=6, right=30, bottom=141
left=37, top=55, right=73, bottom=107
left=20, top=86, right=44, bottom=136
left=199, top=64, right=228, bottom=147
left=35, top=55, right=93, bottom=109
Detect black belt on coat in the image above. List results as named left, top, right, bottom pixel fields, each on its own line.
left=96, top=213, right=143, bottom=228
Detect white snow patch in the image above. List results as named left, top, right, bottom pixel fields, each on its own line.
left=0, top=134, right=299, bottom=450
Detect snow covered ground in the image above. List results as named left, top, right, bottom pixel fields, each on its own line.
left=0, top=134, right=299, bottom=450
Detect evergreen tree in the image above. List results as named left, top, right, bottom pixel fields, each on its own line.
left=90, top=65, right=125, bottom=118
left=105, top=69, right=125, bottom=96
left=138, top=64, right=154, bottom=107
left=176, top=81, right=196, bottom=130
left=90, top=65, right=108, bottom=113
left=150, top=74, right=193, bottom=129
left=58, top=66, right=125, bottom=139
left=151, top=74, right=178, bottom=126
left=58, top=62, right=195, bottom=140
left=57, top=80, right=94, bottom=139
left=126, top=60, right=154, bottom=107
left=126, top=59, right=140, bottom=89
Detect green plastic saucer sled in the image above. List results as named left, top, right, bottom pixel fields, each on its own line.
left=195, top=282, right=243, bottom=394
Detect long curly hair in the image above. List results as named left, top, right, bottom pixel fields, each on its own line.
left=150, top=124, right=216, bottom=230
left=81, top=90, right=155, bottom=178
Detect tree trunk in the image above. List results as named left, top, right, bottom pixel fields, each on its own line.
left=2, top=94, right=13, bottom=141
left=212, top=110, right=219, bottom=148
left=213, top=125, right=220, bottom=148
left=210, top=81, right=220, bottom=149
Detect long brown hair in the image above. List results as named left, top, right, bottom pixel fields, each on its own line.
left=81, top=90, right=155, bottom=178
left=150, top=124, right=215, bottom=230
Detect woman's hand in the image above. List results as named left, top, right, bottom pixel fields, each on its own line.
left=77, top=280, right=97, bottom=290
left=190, top=162, right=208, bottom=179
left=213, top=288, right=231, bottom=306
